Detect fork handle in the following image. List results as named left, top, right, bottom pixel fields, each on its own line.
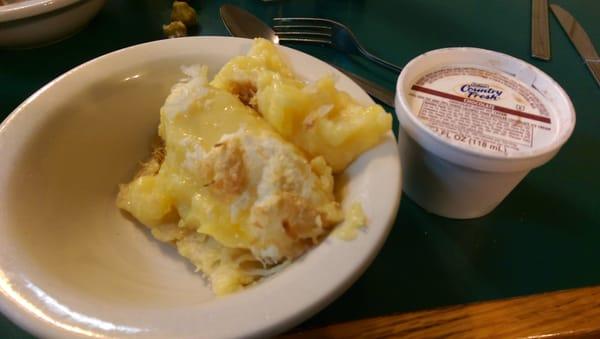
left=358, top=47, right=403, bottom=73
left=332, top=65, right=395, bottom=107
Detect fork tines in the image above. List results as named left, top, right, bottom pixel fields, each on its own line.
left=273, top=17, right=334, bottom=44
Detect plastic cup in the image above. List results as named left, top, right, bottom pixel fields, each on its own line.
left=394, top=48, right=576, bottom=219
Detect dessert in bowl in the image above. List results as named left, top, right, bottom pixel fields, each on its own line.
left=0, top=37, right=401, bottom=338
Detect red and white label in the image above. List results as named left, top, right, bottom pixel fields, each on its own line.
left=408, top=67, right=554, bottom=155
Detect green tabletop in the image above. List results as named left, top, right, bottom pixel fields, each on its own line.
left=1, top=0, right=599, bottom=337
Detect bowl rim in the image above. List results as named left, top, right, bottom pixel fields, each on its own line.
left=0, top=0, right=84, bottom=22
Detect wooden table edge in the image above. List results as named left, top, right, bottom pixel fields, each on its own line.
left=282, top=286, right=600, bottom=338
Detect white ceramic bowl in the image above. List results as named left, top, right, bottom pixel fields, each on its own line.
left=0, top=37, right=401, bottom=338
left=0, top=0, right=106, bottom=48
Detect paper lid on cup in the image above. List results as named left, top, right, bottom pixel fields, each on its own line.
left=395, top=48, right=576, bottom=172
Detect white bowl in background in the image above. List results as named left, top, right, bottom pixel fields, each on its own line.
left=0, top=0, right=106, bottom=48
left=0, top=37, right=401, bottom=338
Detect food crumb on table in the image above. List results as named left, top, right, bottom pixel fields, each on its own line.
left=163, top=21, right=187, bottom=38
left=163, top=1, right=198, bottom=38
left=171, top=1, right=198, bottom=27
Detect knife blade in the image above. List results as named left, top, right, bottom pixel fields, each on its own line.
left=550, top=4, right=600, bottom=87
left=531, top=0, right=551, bottom=60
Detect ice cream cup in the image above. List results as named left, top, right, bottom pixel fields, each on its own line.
left=394, top=48, right=576, bottom=219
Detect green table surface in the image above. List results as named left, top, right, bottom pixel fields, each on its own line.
left=1, top=0, right=599, bottom=337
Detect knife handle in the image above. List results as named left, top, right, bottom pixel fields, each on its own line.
left=332, top=65, right=395, bottom=107
left=531, top=0, right=551, bottom=60
left=586, top=60, right=600, bottom=87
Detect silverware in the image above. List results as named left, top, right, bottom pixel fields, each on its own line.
left=273, top=17, right=403, bottom=73
left=329, top=65, right=395, bottom=106
left=220, top=4, right=278, bottom=42
left=531, top=0, right=551, bottom=60
left=550, top=4, right=600, bottom=87
left=219, top=4, right=396, bottom=106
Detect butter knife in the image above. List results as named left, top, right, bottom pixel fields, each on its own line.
left=550, top=4, right=600, bottom=87
left=531, top=0, right=551, bottom=60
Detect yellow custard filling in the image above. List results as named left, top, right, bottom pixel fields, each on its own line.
left=117, top=39, right=390, bottom=295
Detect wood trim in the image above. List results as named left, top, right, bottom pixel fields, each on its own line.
left=282, top=286, right=600, bottom=338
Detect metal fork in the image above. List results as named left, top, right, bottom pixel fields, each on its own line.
left=273, top=17, right=403, bottom=73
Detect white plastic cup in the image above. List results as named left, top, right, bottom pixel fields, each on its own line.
left=394, top=48, right=576, bottom=219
